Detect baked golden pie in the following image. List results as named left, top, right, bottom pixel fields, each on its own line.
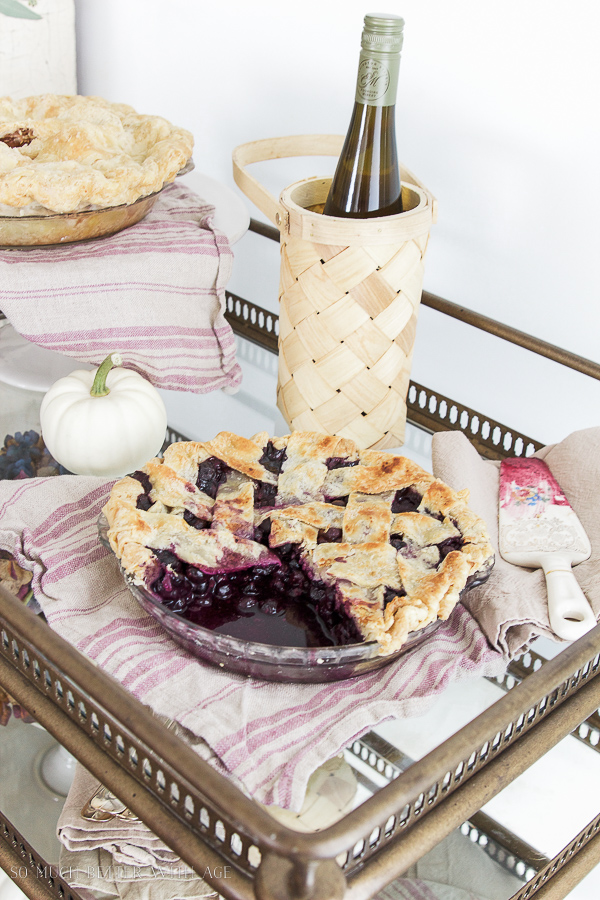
left=0, top=94, right=193, bottom=214
left=103, top=431, right=494, bottom=655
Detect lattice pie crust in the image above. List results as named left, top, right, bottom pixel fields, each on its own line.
left=104, top=431, right=494, bottom=655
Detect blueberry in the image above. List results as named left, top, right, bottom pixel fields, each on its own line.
left=390, top=536, right=407, bottom=551
left=254, top=519, right=272, bottom=544
left=325, top=456, right=358, bottom=470
left=309, top=584, right=326, bottom=603
left=260, top=599, right=279, bottom=616
left=196, top=457, right=231, bottom=499
left=154, top=549, right=181, bottom=569
left=437, top=536, right=464, bottom=560
left=259, top=441, right=287, bottom=474
left=325, top=457, right=339, bottom=470
left=253, top=480, right=278, bottom=508
left=391, top=486, right=422, bottom=513
left=183, top=510, right=209, bottom=529
left=289, top=570, right=305, bottom=589
left=383, top=586, right=406, bottom=609
left=238, top=596, right=257, bottom=611
left=160, top=571, right=184, bottom=594
left=241, top=581, right=260, bottom=595
left=165, top=597, right=189, bottom=613
left=318, top=527, right=343, bottom=544
left=215, top=581, right=236, bottom=600
left=186, top=565, right=208, bottom=586
left=131, top=470, right=153, bottom=493
left=270, top=575, right=286, bottom=594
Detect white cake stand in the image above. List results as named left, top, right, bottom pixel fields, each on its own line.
left=0, top=172, right=250, bottom=393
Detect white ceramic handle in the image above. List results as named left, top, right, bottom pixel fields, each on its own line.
left=543, top=565, right=596, bottom=641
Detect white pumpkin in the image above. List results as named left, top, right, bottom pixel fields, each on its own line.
left=40, top=353, right=168, bottom=477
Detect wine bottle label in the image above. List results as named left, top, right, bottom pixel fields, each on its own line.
left=355, top=52, right=399, bottom=107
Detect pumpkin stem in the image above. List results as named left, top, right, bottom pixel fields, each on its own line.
left=90, top=353, right=123, bottom=398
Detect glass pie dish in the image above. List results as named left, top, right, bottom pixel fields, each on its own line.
left=0, top=160, right=194, bottom=249
left=98, top=513, right=492, bottom=684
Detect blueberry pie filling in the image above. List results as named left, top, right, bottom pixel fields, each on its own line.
left=196, top=457, right=230, bottom=499
left=326, top=457, right=359, bottom=470
left=391, top=486, right=422, bottom=513
left=103, top=431, right=494, bottom=655
left=132, top=471, right=153, bottom=511
left=259, top=441, right=288, bottom=474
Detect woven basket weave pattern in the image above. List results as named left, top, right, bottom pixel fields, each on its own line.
left=231, top=136, right=436, bottom=450
left=277, top=230, right=429, bottom=450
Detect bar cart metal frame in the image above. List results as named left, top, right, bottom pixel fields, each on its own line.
left=0, top=219, right=599, bottom=900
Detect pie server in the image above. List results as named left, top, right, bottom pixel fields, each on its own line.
left=498, top=457, right=595, bottom=641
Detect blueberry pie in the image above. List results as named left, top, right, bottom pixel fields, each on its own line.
left=103, top=431, right=494, bottom=654
left=0, top=94, right=193, bottom=214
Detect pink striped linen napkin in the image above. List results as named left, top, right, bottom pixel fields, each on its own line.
left=0, top=182, right=242, bottom=394
left=0, top=474, right=505, bottom=813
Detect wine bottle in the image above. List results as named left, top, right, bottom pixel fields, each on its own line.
left=323, top=13, right=404, bottom=219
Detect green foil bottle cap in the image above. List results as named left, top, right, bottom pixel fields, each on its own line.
left=361, top=13, right=404, bottom=53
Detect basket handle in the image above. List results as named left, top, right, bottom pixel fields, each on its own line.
left=232, top=135, right=345, bottom=225
left=232, top=134, right=435, bottom=226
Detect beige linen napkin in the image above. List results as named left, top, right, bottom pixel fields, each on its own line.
left=58, top=764, right=218, bottom=900
left=58, top=766, right=521, bottom=900
left=0, top=182, right=242, bottom=395
left=57, top=758, right=356, bottom=899
left=58, top=765, right=197, bottom=874
left=432, top=426, right=600, bottom=657
left=58, top=845, right=216, bottom=900
left=58, top=833, right=522, bottom=900
left=374, top=828, right=524, bottom=900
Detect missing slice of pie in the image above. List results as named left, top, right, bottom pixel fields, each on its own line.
left=103, top=431, right=494, bottom=655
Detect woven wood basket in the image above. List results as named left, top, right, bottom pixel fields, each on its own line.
left=232, top=135, right=437, bottom=450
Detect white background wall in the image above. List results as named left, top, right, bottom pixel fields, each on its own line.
left=0, top=0, right=76, bottom=98
left=73, top=0, right=600, bottom=448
